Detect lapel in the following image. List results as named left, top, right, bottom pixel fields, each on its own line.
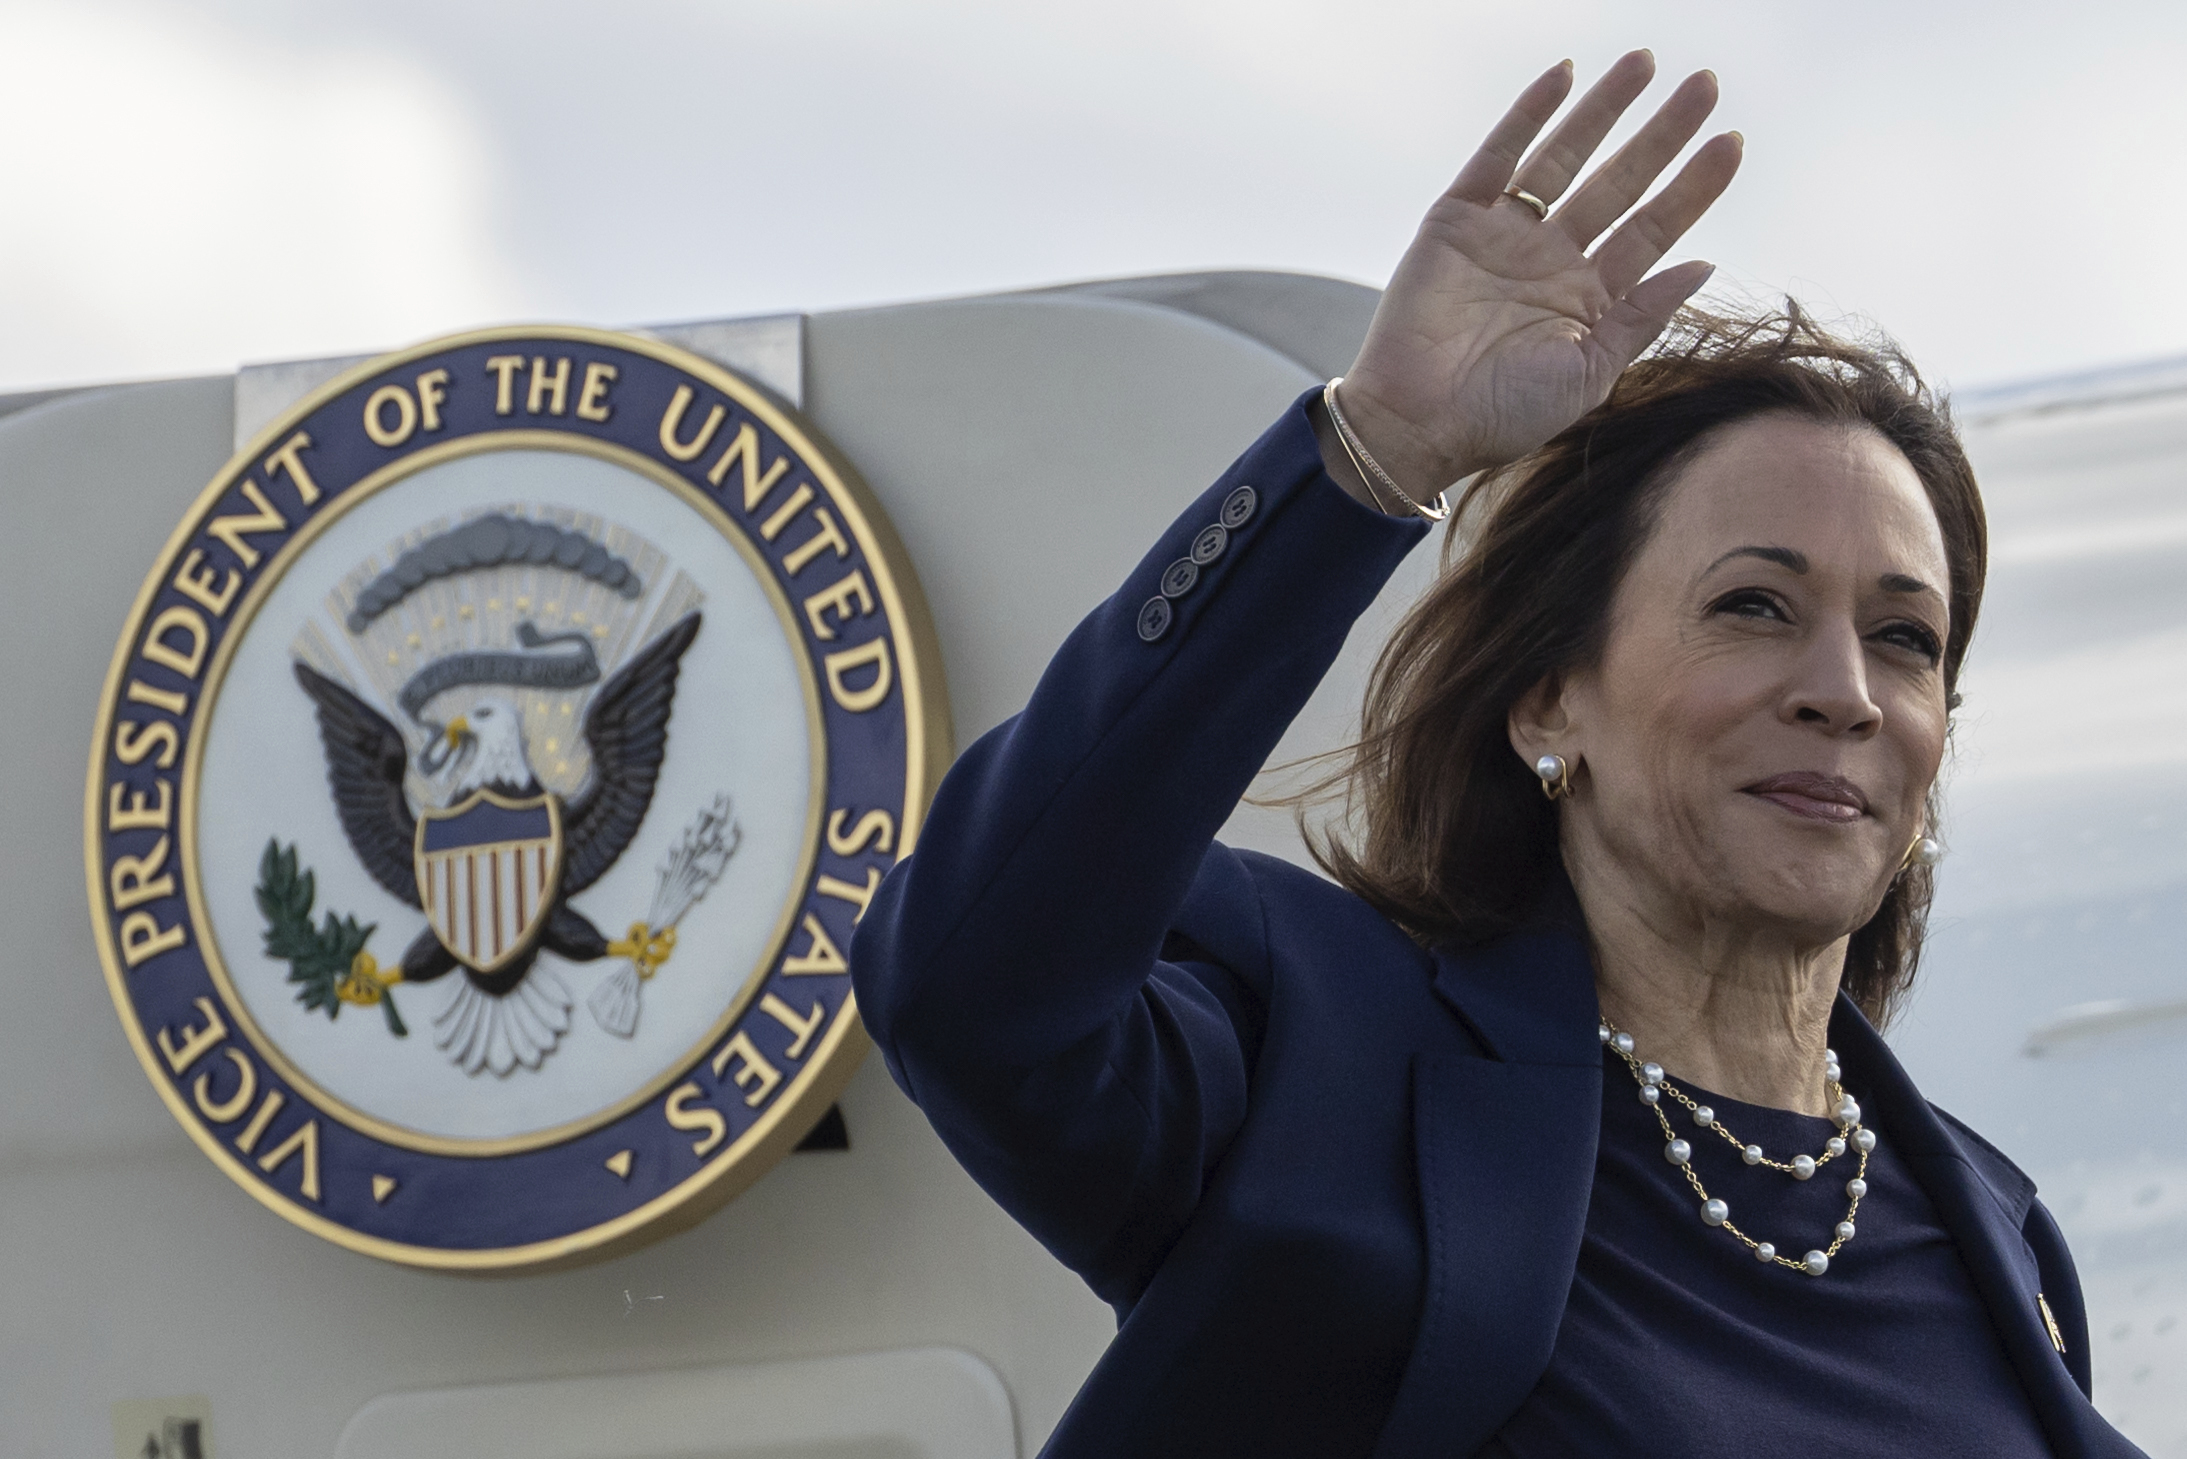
left=1372, top=915, right=1604, bottom=1459
left=1831, top=998, right=2135, bottom=1459
left=1376, top=929, right=2138, bottom=1459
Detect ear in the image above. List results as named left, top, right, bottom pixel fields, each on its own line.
left=1507, top=671, right=1577, bottom=771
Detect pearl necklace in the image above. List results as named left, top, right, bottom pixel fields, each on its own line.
left=1600, top=1021, right=1875, bottom=1277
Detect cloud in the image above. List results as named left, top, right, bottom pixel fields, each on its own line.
left=8, top=0, right=2187, bottom=391
left=0, top=0, right=531, bottom=389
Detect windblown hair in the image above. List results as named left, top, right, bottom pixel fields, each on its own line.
left=1309, top=305, right=1986, bottom=1028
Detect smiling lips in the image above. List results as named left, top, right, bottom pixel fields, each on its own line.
left=1743, top=771, right=1868, bottom=823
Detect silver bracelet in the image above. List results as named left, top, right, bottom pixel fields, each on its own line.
left=1322, top=378, right=1453, bottom=523
left=1323, top=402, right=1393, bottom=515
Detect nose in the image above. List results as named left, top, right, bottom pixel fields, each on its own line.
left=1781, top=621, right=1880, bottom=738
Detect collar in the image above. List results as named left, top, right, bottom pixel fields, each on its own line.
left=1828, top=996, right=2124, bottom=1453
left=1418, top=910, right=2114, bottom=1455
left=1829, top=993, right=2036, bottom=1227
left=1427, top=885, right=1601, bottom=1069
left=1427, top=894, right=2037, bottom=1228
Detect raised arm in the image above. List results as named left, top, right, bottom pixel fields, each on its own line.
left=850, top=52, right=1741, bottom=1308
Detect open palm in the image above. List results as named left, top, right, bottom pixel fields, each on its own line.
left=1340, top=53, right=1744, bottom=495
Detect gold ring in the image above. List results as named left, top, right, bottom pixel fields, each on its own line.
left=1502, top=184, right=1549, bottom=220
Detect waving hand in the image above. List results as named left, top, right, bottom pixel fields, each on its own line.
left=1334, top=52, right=1743, bottom=500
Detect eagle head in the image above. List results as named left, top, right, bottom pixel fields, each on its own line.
left=421, top=695, right=537, bottom=799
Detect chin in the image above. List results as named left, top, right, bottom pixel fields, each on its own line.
left=1709, top=845, right=1888, bottom=945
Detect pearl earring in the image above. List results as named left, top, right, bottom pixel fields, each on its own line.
left=1899, top=835, right=1943, bottom=872
left=1535, top=754, right=1574, bottom=802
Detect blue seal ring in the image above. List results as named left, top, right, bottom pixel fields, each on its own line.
left=85, top=326, right=949, bottom=1271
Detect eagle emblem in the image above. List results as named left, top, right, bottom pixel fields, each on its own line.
left=279, top=508, right=732, bottom=1076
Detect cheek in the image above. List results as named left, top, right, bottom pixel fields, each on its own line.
left=1592, top=645, right=1772, bottom=797
left=1576, top=657, right=1772, bottom=873
left=1884, top=693, right=1949, bottom=804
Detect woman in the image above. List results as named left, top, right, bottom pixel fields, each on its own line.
left=850, top=52, right=2146, bottom=1457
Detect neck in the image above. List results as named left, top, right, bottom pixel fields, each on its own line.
left=1565, top=847, right=1846, bottom=1117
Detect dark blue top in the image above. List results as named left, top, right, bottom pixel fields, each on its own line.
left=853, top=393, right=2143, bottom=1457
left=1483, top=1048, right=2053, bottom=1457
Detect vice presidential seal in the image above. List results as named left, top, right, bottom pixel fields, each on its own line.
left=86, top=326, right=948, bottom=1269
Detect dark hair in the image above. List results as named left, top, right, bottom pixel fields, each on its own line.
left=1309, top=305, right=1986, bottom=1028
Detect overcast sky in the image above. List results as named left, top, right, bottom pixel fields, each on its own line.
left=0, top=0, right=2177, bottom=394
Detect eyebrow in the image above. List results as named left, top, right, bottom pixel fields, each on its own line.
left=1703, top=546, right=1941, bottom=600
left=1704, top=545, right=1808, bottom=575
left=1878, top=572, right=1939, bottom=597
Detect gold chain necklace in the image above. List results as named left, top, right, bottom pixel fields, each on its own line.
left=1600, top=1021, right=1874, bottom=1277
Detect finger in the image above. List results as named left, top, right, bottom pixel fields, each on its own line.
left=1554, top=69, right=1719, bottom=247
left=1589, top=259, right=1715, bottom=370
left=1510, top=49, right=1656, bottom=207
left=1592, top=131, right=1743, bottom=303
left=1445, top=60, right=1576, bottom=207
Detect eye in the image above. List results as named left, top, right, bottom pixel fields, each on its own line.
left=1709, top=588, right=1789, bottom=622
left=1874, top=620, right=1943, bottom=665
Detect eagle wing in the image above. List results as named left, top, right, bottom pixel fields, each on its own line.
left=292, top=662, right=421, bottom=908
left=562, top=612, right=702, bottom=895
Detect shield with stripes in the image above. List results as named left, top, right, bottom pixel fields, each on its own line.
left=413, top=790, right=565, bottom=975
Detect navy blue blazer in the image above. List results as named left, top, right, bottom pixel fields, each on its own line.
left=851, top=392, right=2135, bottom=1457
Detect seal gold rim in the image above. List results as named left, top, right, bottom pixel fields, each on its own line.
left=84, top=323, right=953, bottom=1270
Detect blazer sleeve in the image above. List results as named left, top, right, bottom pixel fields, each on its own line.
left=850, top=388, right=1428, bottom=1306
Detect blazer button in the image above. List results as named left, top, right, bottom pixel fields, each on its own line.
left=1190, top=523, right=1228, bottom=565
left=1136, top=595, right=1173, bottom=641
left=1220, top=485, right=1257, bottom=529
left=1160, top=558, right=1199, bottom=598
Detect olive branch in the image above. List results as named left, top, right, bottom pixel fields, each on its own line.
left=255, top=839, right=406, bottom=1037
